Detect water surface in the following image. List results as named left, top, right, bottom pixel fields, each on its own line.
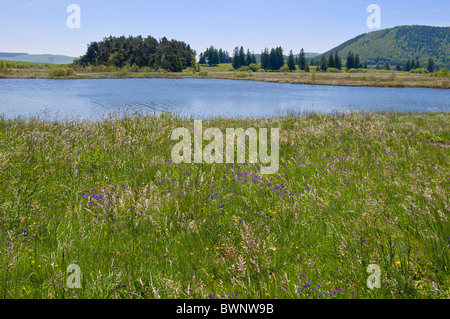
left=0, top=78, right=448, bottom=120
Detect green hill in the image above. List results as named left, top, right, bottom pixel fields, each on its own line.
left=314, top=25, right=450, bottom=68
left=0, top=53, right=75, bottom=64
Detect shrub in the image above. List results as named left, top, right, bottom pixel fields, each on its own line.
left=409, top=68, right=428, bottom=74
left=432, top=67, right=449, bottom=77
left=326, top=68, right=341, bottom=73
left=49, top=67, right=75, bottom=77
left=232, top=71, right=251, bottom=78
left=129, top=63, right=140, bottom=72
left=238, top=66, right=251, bottom=72
left=248, top=63, right=260, bottom=72
left=279, top=65, right=290, bottom=73
left=198, top=71, right=208, bottom=77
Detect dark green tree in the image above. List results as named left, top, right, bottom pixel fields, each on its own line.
left=287, top=50, right=296, bottom=71
left=427, top=58, right=435, bottom=72
left=328, top=53, right=335, bottom=68
left=238, top=47, right=246, bottom=68
left=319, top=56, right=327, bottom=71
left=334, top=52, right=341, bottom=70
left=261, top=48, right=270, bottom=70
left=346, top=52, right=355, bottom=69
left=232, top=47, right=240, bottom=69
left=298, top=48, right=307, bottom=71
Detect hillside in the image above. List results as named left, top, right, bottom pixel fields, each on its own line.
left=0, top=53, right=75, bottom=64
left=314, top=25, right=450, bottom=68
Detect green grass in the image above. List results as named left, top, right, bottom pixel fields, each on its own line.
left=0, top=111, right=448, bottom=299
left=197, top=63, right=234, bottom=72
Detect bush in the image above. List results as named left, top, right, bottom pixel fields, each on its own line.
left=238, top=66, right=251, bottom=72
left=279, top=65, right=290, bottom=73
left=432, top=67, right=449, bottom=77
left=326, top=68, right=341, bottom=73
left=409, top=68, right=428, bottom=74
left=130, top=63, right=140, bottom=72
left=49, top=67, right=75, bottom=77
left=198, top=71, right=208, bottom=77
left=248, top=63, right=260, bottom=72
left=157, top=68, right=167, bottom=73
left=232, top=71, right=251, bottom=78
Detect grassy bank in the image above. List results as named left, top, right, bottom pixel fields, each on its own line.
left=1, top=60, right=449, bottom=89
left=0, top=111, right=448, bottom=299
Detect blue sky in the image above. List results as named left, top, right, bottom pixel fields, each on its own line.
left=0, top=0, right=449, bottom=57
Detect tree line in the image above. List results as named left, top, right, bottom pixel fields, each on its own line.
left=75, top=35, right=196, bottom=72
left=198, top=47, right=231, bottom=66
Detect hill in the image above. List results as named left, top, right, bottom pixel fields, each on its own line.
left=313, top=25, right=450, bottom=68
left=0, top=53, right=75, bottom=64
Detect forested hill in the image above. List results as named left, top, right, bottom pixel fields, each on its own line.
left=75, top=35, right=196, bottom=72
left=315, top=25, right=450, bottom=68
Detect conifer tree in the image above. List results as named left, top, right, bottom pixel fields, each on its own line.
left=427, top=58, right=435, bottom=72
left=328, top=53, right=335, bottom=68
left=287, top=50, right=296, bottom=71
left=298, top=48, right=306, bottom=71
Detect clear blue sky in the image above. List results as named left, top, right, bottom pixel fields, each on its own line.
left=0, top=0, right=449, bottom=57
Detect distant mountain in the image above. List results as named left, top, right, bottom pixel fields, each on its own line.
left=313, top=25, right=450, bottom=68
left=0, top=53, right=76, bottom=64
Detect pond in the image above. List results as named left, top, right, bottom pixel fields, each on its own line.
left=0, top=78, right=448, bottom=120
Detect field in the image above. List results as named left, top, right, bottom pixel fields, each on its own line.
left=0, top=111, right=448, bottom=299
left=1, top=61, right=449, bottom=89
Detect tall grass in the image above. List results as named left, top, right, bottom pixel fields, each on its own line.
left=0, top=111, right=448, bottom=299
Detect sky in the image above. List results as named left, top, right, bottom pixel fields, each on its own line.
left=0, top=0, right=449, bottom=58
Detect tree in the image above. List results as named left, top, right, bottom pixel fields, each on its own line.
left=298, top=48, right=307, bottom=71
left=328, top=53, right=335, bottom=69
left=166, top=52, right=183, bottom=72
left=396, top=63, right=401, bottom=71
left=261, top=48, right=270, bottom=70
left=191, top=54, right=198, bottom=72
left=269, top=47, right=284, bottom=71
left=232, top=47, right=240, bottom=69
left=427, top=58, right=435, bottom=72
left=198, top=53, right=206, bottom=65
left=334, top=52, right=341, bottom=70
left=238, top=47, right=246, bottom=68
left=354, top=54, right=361, bottom=69
left=245, top=49, right=253, bottom=66
left=287, top=50, right=296, bottom=71
left=404, top=59, right=411, bottom=71
left=346, top=52, right=355, bottom=69
left=319, top=56, right=327, bottom=71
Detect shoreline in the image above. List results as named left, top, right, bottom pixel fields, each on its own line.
left=1, top=70, right=449, bottom=89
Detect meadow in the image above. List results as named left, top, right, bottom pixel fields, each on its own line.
left=2, top=60, right=449, bottom=89
left=0, top=111, right=448, bottom=299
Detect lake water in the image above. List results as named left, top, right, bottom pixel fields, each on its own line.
left=0, top=78, right=449, bottom=120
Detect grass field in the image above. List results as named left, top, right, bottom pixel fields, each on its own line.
left=2, top=61, right=449, bottom=89
left=0, top=111, right=448, bottom=299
